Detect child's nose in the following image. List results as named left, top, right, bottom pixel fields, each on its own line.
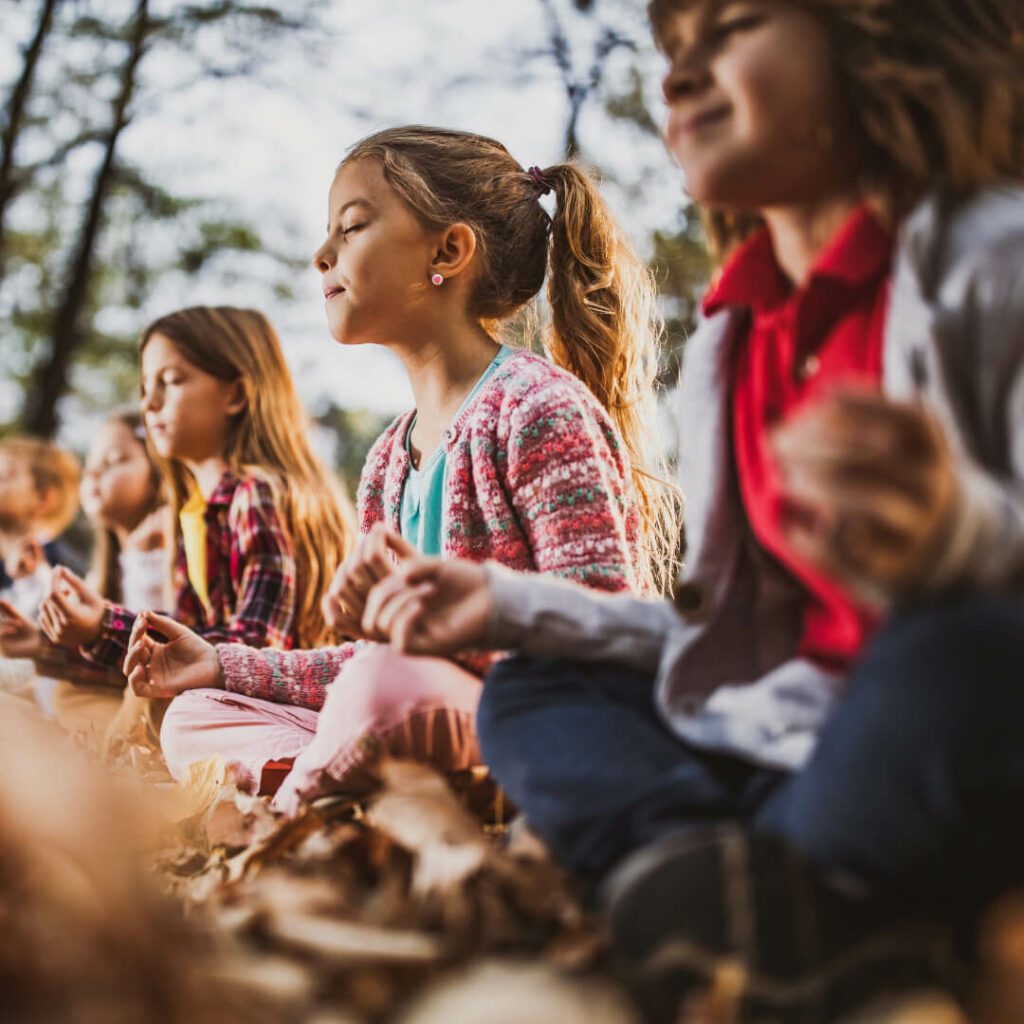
left=313, top=241, right=334, bottom=273
left=662, top=54, right=712, bottom=103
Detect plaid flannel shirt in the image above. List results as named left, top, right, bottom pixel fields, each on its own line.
left=84, top=470, right=297, bottom=669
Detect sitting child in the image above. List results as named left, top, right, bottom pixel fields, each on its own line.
left=37, top=306, right=355, bottom=677
left=49, top=410, right=169, bottom=741
left=0, top=437, right=83, bottom=703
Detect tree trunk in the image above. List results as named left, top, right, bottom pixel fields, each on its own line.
left=21, top=0, right=149, bottom=438
left=0, top=0, right=62, bottom=274
left=565, top=87, right=583, bottom=159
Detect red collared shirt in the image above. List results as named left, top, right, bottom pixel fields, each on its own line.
left=703, top=206, right=892, bottom=668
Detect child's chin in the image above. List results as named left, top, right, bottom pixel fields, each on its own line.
left=330, top=327, right=370, bottom=347
left=326, top=318, right=352, bottom=346
left=676, top=160, right=755, bottom=211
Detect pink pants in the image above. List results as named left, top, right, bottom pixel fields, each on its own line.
left=159, top=645, right=483, bottom=816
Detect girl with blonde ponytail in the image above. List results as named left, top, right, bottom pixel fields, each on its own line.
left=122, top=125, right=678, bottom=808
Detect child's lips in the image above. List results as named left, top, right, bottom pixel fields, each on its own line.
left=323, top=285, right=345, bottom=300
left=674, top=104, right=731, bottom=135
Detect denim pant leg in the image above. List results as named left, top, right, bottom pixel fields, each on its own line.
left=756, top=595, right=1024, bottom=913
left=478, top=654, right=783, bottom=876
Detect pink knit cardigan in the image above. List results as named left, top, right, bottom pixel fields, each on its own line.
left=218, top=349, right=645, bottom=710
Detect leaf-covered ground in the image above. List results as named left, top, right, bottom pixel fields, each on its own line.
left=3, top=701, right=1020, bottom=1023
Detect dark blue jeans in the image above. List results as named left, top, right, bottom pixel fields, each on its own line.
left=478, top=596, right=1024, bottom=912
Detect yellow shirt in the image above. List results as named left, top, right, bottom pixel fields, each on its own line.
left=178, top=488, right=211, bottom=614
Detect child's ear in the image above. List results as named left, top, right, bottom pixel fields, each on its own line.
left=430, top=222, right=478, bottom=280
left=225, top=379, right=248, bottom=417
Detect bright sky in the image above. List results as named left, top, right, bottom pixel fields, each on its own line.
left=2, top=0, right=688, bottom=428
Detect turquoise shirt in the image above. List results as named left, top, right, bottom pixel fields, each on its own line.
left=400, top=345, right=514, bottom=555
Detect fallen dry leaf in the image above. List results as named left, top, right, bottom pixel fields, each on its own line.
left=0, top=704, right=267, bottom=1022
left=255, top=871, right=346, bottom=912
left=225, top=805, right=337, bottom=884
left=204, top=786, right=279, bottom=850
left=395, top=959, right=639, bottom=1024
left=267, top=911, right=445, bottom=965
left=201, top=951, right=317, bottom=1007
left=837, top=991, right=969, bottom=1024
left=366, top=759, right=502, bottom=896
left=172, top=753, right=229, bottom=820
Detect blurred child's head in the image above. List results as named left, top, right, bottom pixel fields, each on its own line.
left=81, top=411, right=164, bottom=604
left=81, top=411, right=161, bottom=535
left=0, top=438, right=80, bottom=541
left=649, top=0, right=1024, bottom=253
left=138, top=306, right=355, bottom=646
left=315, top=125, right=681, bottom=591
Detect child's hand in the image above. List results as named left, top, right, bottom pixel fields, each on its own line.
left=0, top=599, right=45, bottom=660
left=3, top=537, right=47, bottom=581
left=322, top=523, right=418, bottom=639
left=123, top=611, right=222, bottom=698
left=772, top=391, right=959, bottom=601
left=37, top=566, right=107, bottom=647
left=124, top=506, right=171, bottom=553
left=362, top=558, right=493, bottom=655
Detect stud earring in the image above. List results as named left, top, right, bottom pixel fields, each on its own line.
left=430, top=273, right=444, bottom=286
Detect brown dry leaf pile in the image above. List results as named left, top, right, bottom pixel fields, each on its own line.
left=144, top=752, right=619, bottom=1022
left=0, top=701, right=271, bottom=1023
left=10, top=696, right=1024, bottom=1023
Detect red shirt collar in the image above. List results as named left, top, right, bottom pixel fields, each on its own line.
left=702, top=205, right=892, bottom=317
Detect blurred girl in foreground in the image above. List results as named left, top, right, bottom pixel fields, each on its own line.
left=353, top=2, right=1024, bottom=1017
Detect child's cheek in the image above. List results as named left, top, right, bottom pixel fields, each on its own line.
left=665, top=121, right=686, bottom=168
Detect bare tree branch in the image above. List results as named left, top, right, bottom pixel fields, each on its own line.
left=536, top=0, right=636, bottom=159
left=22, top=0, right=150, bottom=437
left=0, top=0, right=62, bottom=274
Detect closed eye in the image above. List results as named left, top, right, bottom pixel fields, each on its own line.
left=662, top=12, right=765, bottom=101
left=707, top=13, right=764, bottom=49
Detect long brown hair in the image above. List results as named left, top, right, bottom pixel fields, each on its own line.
left=89, top=410, right=164, bottom=605
left=648, top=0, right=1024, bottom=256
left=344, top=126, right=681, bottom=593
left=140, top=307, right=356, bottom=646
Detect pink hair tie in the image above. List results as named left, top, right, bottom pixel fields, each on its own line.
left=527, top=165, right=552, bottom=196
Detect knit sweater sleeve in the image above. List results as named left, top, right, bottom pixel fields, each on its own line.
left=218, top=640, right=365, bottom=712
left=503, top=375, right=640, bottom=593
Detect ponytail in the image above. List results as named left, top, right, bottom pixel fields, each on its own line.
left=543, top=163, right=682, bottom=594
